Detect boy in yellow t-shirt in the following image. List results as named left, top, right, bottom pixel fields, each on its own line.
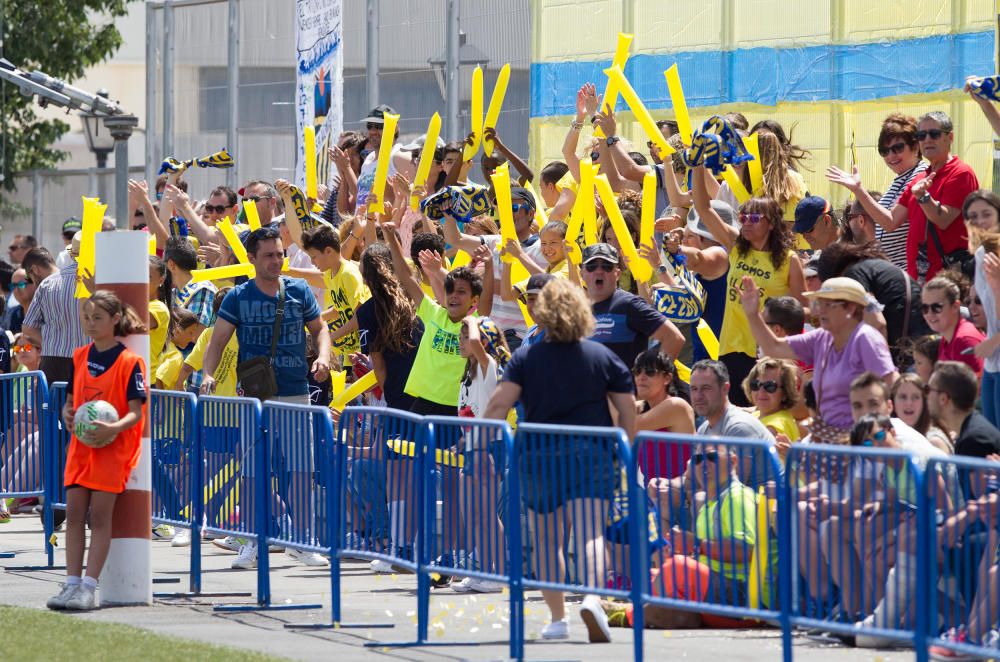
left=155, top=307, right=204, bottom=391
left=285, top=225, right=370, bottom=372
left=176, top=288, right=239, bottom=396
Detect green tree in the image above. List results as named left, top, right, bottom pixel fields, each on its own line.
left=1, top=0, right=132, bottom=195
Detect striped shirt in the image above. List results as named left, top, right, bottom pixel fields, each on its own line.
left=172, top=279, right=217, bottom=391
left=878, top=162, right=928, bottom=270
left=23, top=261, right=88, bottom=358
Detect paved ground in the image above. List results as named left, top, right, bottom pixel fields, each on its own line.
left=0, top=515, right=915, bottom=661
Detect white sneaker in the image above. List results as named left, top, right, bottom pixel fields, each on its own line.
left=171, top=529, right=191, bottom=547
left=46, top=583, right=79, bottom=610
left=450, top=576, right=505, bottom=593
left=65, top=585, right=97, bottom=611
left=541, top=618, right=570, bottom=640
left=213, top=536, right=242, bottom=553
left=287, top=547, right=329, bottom=567
left=853, top=615, right=911, bottom=649
left=152, top=524, right=174, bottom=540
left=580, top=595, right=611, bottom=643
left=232, top=542, right=258, bottom=569
left=370, top=558, right=395, bottom=574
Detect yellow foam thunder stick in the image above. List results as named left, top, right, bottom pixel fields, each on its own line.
left=640, top=170, right=656, bottom=251
left=664, top=63, right=694, bottom=144
left=303, top=124, right=318, bottom=200
left=697, top=319, right=720, bottom=360
left=243, top=198, right=262, bottom=231
left=190, top=217, right=255, bottom=283
left=565, top=158, right=596, bottom=258
left=462, top=66, right=484, bottom=161
left=410, top=112, right=442, bottom=210
left=492, top=162, right=535, bottom=326
left=744, top=133, right=764, bottom=196
left=75, top=196, right=106, bottom=298
left=721, top=165, right=752, bottom=205
left=594, top=33, right=634, bottom=140
left=747, top=486, right=775, bottom=610
left=148, top=234, right=157, bottom=256
left=595, top=174, right=652, bottom=283
left=524, top=180, right=548, bottom=229
left=369, top=112, right=400, bottom=215
left=387, top=439, right=464, bottom=468
left=603, top=65, right=673, bottom=158
left=481, top=63, right=511, bottom=155
left=330, top=370, right=378, bottom=410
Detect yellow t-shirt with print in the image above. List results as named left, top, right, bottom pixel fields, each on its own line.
left=148, top=300, right=170, bottom=379
left=185, top=327, right=239, bottom=397
left=323, top=259, right=370, bottom=364
left=720, top=248, right=794, bottom=357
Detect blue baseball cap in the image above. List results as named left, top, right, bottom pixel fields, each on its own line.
left=793, top=196, right=831, bottom=234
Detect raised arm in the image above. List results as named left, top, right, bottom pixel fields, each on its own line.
left=441, top=213, right=490, bottom=255
left=825, top=164, right=897, bottom=231
left=692, top=165, right=738, bottom=250
left=593, top=109, right=652, bottom=184
left=276, top=179, right=305, bottom=247
left=563, top=83, right=598, bottom=181
left=738, top=275, right=798, bottom=361
left=384, top=220, right=426, bottom=303
left=967, top=76, right=1000, bottom=137
left=485, top=127, right=534, bottom=185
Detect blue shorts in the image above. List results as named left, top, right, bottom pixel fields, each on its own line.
left=519, top=438, right=618, bottom=514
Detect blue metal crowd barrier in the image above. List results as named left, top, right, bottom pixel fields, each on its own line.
left=785, top=444, right=930, bottom=660
left=511, top=422, right=634, bottom=659
left=923, top=455, right=1000, bottom=661
left=11, top=374, right=1000, bottom=661
left=0, top=371, right=48, bottom=560
left=633, top=433, right=792, bottom=662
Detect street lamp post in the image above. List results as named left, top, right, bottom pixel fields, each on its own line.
left=80, top=89, right=116, bottom=199
left=103, top=115, right=139, bottom=230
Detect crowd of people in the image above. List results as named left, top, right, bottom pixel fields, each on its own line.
left=1, top=76, right=999, bottom=657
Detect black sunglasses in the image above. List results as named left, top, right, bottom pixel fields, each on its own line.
left=134, top=209, right=144, bottom=217
left=878, top=142, right=908, bottom=157
left=921, top=302, right=946, bottom=315
left=632, top=367, right=665, bottom=378
left=692, top=451, right=720, bottom=464
left=584, top=260, right=616, bottom=273
left=204, top=204, right=229, bottom=214
left=915, top=129, right=945, bottom=141
left=367, top=122, right=383, bottom=130
left=750, top=379, right=779, bottom=393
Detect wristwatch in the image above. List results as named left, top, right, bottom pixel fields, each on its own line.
left=658, top=265, right=668, bottom=274
left=918, top=192, right=932, bottom=204
left=606, top=135, right=620, bottom=147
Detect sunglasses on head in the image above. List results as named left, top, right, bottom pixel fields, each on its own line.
left=862, top=429, right=888, bottom=447
left=692, top=451, right=720, bottom=464
left=878, top=142, right=908, bottom=157
left=915, top=129, right=944, bottom=141
left=11, top=280, right=32, bottom=289
left=13, top=343, right=36, bottom=353
left=750, top=379, right=779, bottom=393
left=921, top=302, right=945, bottom=315
left=584, top=260, right=616, bottom=273
left=739, top=212, right=766, bottom=225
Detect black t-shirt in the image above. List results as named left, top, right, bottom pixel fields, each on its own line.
left=355, top=298, right=423, bottom=411
left=503, top=339, right=633, bottom=427
left=67, top=343, right=147, bottom=403
left=955, top=411, right=1000, bottom=459
left=843, top=259, right=929, bottom=349
left=590, top=288, right=666, bottom=369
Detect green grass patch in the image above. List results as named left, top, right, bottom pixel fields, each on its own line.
left=0, top=605, right=289, bottom=661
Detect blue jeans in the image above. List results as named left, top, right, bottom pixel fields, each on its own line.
left=982, top=371, right=1000, bottom=429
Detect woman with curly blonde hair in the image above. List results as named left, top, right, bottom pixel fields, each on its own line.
left=485, top=277, right=636, bottom=643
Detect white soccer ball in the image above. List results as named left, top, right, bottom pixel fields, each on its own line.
left=73, top=400, right=120, bottom=448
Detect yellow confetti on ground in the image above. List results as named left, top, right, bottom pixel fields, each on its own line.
left=486, top=604, right=496, bottom=613
left=434, top=629, right=445, bottom=637
left=501, top=587, right=509, bottom=595
left=390, top=574, right=398, bottom=581
left=333, top=622, right=341, bottom=629
left=49, top=533, right=58, bottom=547
left=430, top=573, right=441, bottom=582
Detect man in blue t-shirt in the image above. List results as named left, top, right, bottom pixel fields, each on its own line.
left=201, top=226, right=331, bottom=401
left=582, top=243, right=684, bottom=369
left=199, top=226, right=331, bottom=571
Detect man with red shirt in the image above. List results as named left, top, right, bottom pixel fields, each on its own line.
left=891, top=111, right=978, bottom=283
